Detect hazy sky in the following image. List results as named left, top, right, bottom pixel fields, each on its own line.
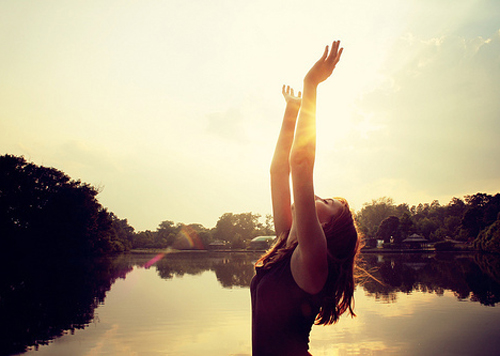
left=1, top=0, right=499, bottom=231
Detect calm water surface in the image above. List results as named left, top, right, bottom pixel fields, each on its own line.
left=10, top=252, right=500, bottom=355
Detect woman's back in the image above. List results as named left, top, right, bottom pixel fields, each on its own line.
left=251, top=251, right=321, bottom=356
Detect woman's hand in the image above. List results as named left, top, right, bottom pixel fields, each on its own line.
left=282, top=85, right=302, bottom=110
left=304, top=40, right=343, bottom=87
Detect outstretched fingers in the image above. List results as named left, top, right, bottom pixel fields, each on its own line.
left=303, top=40, right=343, bottom=86
left=283, top=85, right=301, bottom=97
left=283, top=85, right=293, bottom=98
left=331, top=47, right=343, bottom=67
left=327, top=40, right=343, bottom=65
left=282, top=85, right=302, bottom=107
left=321, top=45, right=329, bottom=61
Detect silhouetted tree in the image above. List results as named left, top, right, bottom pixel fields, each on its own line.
left=357, top=193, right=500, bottom=250
left=156, top=220, right=179, bottom=247
left=461, top=193, right=500, bottom=242
left=109, top=214, right=135, bottom=251
left=416, top=217, right=439, bottom=240
left=257, top=214, right=275, bottom=236
left=356, top=197, right=397, bottom=238
left=213, top=212, right=263, bottom=248
left=399, top=212, right=414, bottom=238
left=132, top=230, right=156, bottom=249
left=474, top=214, right=500, bottom=253
left=376, top=216, right=401, bottom=243
left=0, top=154, right=128, bottom=256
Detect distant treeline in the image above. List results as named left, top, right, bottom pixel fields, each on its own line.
left=1, top=154, right=499, bottom=255
left=0, top=154, right=273, bottom=255
left=134, top=211, right=274, bottom=250
left=356, top=195, right=500, bottom=252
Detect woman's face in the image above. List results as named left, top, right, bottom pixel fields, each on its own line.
left=291, top=196, right=343, bottom=225
left=314, top=196, right=343, bottom=226
left=288, top=196, right=342, bottom=247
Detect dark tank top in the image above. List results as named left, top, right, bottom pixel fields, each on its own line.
left=251, top=251, right=321, bottom=356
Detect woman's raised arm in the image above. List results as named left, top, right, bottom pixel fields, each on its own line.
left=270, top=85, right=302, bottom=237
left=290, top=41, right=343, bottom=294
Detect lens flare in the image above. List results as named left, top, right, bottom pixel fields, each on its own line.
left=178, top=225, right=205, bottom=250
left=143, top=253, right=165, bottom=268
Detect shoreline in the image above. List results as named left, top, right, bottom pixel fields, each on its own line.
left=129, top=247, right=480, bottom=254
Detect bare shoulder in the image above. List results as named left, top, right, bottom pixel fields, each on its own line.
left=290, top=245, right=328, bottom=295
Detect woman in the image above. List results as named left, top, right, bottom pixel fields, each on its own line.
left=251, top=41, right=360, bottom=356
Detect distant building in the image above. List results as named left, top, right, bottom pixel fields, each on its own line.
left=208, top=240, right=227, bottom=250
left=402, top=233, right=429, bottom=249
left=249, top=236, right=276, bottom=250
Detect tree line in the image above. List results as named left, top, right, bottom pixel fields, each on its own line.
left=132, top=211, right=274, bottom=250
left=356, top=195, right=500, bottom=252
left=2, top=154, right=499, bottom=255
left=0, top=154, right=274, bottom=255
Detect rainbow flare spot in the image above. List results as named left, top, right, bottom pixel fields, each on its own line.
left=179, top=225, right=205, bottom=250
left=143, top=253, right=165, bottom=268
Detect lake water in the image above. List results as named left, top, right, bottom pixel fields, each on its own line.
left=5, top=251, right=500, bottom=356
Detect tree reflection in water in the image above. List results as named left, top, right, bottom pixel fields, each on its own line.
left=360, top=252, right=500, bottom=306
left=153, top=251, right=261, bottom=288
left=1, top=251, right=499, bottom=355
left=152, top=251, right=500, bottom=308
left=0, top=253, right=133, bottom=355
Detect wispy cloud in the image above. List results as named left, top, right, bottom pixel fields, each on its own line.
left=352, top=29, right=500, bottom=202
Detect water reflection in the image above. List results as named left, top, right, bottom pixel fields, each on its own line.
left=150, top=251, right=500, bottom=308
left=361, top=252, right=500, bottom=306
left=0, top=254, right=133, bottom=355
left=2, top=251, right=500, bottom=355
left=153, top=252, right=260, bottom=288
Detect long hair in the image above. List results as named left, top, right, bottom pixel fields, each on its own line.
left=317, top=197, right=359, bottom=325
left=254, top=229, right=294, bottom=270
left=254, top=197, right=360, bottom=325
